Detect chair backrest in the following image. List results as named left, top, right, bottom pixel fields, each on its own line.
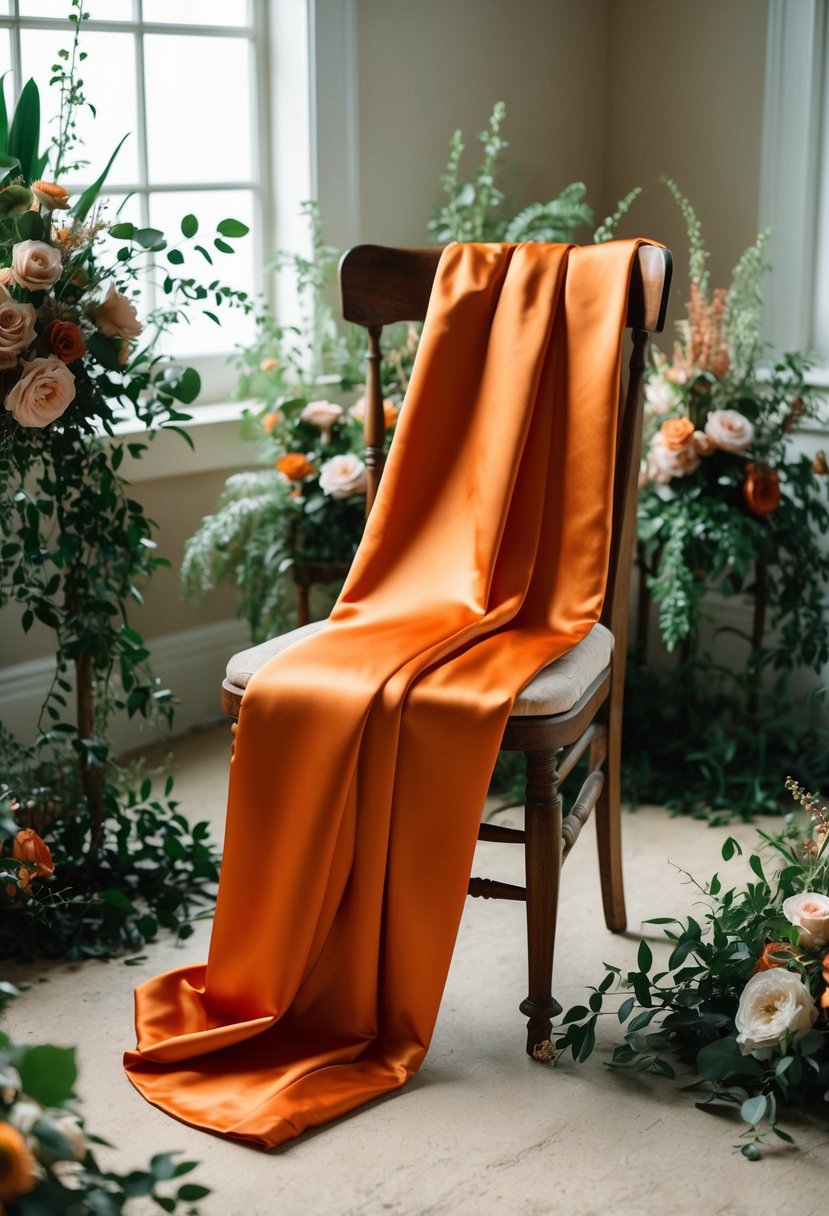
left=338, top=242, right=672, bottom=654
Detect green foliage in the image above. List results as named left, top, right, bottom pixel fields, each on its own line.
left=429, top=101, right=606, bottom=245
left=555, top=805, right=829, bottom=1156
left=0, top=10, right=245, bottom=959
left=633, top=182, right=829, bottom=818
left=0, top=986, right=210, bottom=1212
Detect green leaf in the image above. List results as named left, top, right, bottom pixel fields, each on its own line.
left=71, top=133, right=129, bottom=222
left=0, top=153, right=21, bottom=187
left=217, top=217, right=249, bottom=238
left=167, top=248, right=184, bottom=265
left=561, top=1005, right=588, bottom=1024
left=8, top=78, right=41, bottom=183
left=87, top=331, right=123, bottom=371
left=14, top=207, right=43, bottom=239
left=181, top=213, right=198, bottom=237
left=133, top=226, right=166, bottom=250
left=0, top=73, right=9, bottom=157
left=177, top=1184, right=211, bottom=1201
left=19, top=1044, right=77, bottom=1107
left=166, top=366, right=200, bottom=405
left=740, top=1094, right=768, bottom=1126
left=109, top=221, right=136, bottom=239
left=101, top=887, right=136, bottom=912
left=31, top=1115, right=76, bottom=1161
left=721, top=836, right=742, bottom=861
left=637, top=940, right=653, bottom=972
left=150, top=1152, right=178, bottom=1181
left=617, top=996, right=635, bottom=1022
left=214, top=237, right=233, bottom=254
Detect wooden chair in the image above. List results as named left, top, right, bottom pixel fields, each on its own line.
left=222, top=242, right=672, bottom=1057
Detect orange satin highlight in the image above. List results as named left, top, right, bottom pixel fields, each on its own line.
left=125, top=240, right=645, bottom=1149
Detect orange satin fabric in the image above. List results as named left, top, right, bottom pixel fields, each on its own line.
left=125, top=240, right=644, bottom=1149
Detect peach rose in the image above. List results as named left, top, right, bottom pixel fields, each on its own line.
left=647, top=431, right=701, bottom=483
left=0, top=267, right=14, bottom=286
left=704, top=408, right=754, bottom=453
left=262, top=410, right=281, bottom=435
left=743, top=463, right=781, bottom=517
left=644, top=376, right=680, bottom=416
left=0, top=1121, right=37, bottom=1204
left=259, top=356, right=278, bottom=372
left=692, top=430, right=715, bottom=455
left=12, top=828, right=54, bottom=878
left=12, top=239, right=63, bottom=291
left=276, top=453, right=315, bottom=482
left=350, top=395, right=399, bottom=431
left=31, top=180, right=70, bottom=211
left=782, top=891, right=829, bottom=948
left=43, top=319, right=86, bottom=364
left=300, top=399, right=343, bottom=443
left=319, top=452, right=367, bottom=499
left=0, top=290, right=36, bottom=369
left=735, top=969, right=817, bottom=1053
left=92, top=283, right=142, bottom=341
left=659, top=416, right=695, bottom=451
left=4, top=356, right=76, bottom=428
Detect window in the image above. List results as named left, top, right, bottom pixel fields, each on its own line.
left=760, top=0, right=829, bottom=377
left=0, top=0, right=280, bottom=399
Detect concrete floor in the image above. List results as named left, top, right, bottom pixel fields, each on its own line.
left=4, top=724, right=828, bottom=1216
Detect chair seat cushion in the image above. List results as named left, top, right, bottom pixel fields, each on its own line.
left=226, top=620, right=612, bottom=718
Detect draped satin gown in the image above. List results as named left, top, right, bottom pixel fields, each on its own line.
left=125, top=239, right=645, bottom=1148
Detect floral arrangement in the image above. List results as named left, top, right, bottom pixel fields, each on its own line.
left=0, top=2, right=245, bottom=958
left=182, top=203, right=412, bottom=641
left=554, top=779, right=829, bottom=1157
left=625, top=181, right=829, bottom=818
left=0, top=982, right=209, bottom=1213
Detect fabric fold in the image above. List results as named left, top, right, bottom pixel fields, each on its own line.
left=124, top=239, right=645, bottom=1149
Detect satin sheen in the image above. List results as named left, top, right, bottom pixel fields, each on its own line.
left=125, top=240, right=644, bottom=1149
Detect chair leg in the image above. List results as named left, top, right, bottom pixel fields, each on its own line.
left=595, top=703, right=627, bottom=933
left=519, top=749, right=563, bottom=1057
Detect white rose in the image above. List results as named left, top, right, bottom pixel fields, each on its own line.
left=301, top=399, right=343, bottom=444
left=704, top=408, right=754, bottom=453
left=12, top=238, right=63, bottom=291
left=644, top=375, right=680, bottom=417
left=0, top=287, right=36, bottom=368
left=782, top=891, right=829, bottom=948
left=319, top=453, right=367, bottom=499
left=647, top=431, right=701, bottom=483
left=92, top=283, right=142, bottom=341
left=5, top=356, right=76, bottom=428
left=735, top=969, right=818, bottom=1053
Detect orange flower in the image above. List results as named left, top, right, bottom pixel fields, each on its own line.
left=754, top=941, right=795, bottom=972
left=0, top=1121, right=37, bottom=1204
left=277, top=453, right=315, bottom=482
left=659, top=416, right=695, bottom=451
left=350, top=395, right=399, bottom=431
left=259, top=357, right=278, bottom=372
left=262, top=411, right=281, bottom=435
left=31, top=180, right=70, bottom=210
left=743, top=463, right=781, bottom=517
left=11, top=829, right=53, bottom=879
left=822, top=950, right=829, bottom=1010
left=813, top=450, right=828, bottom=476
left=44, top=319, right=85, bottom=364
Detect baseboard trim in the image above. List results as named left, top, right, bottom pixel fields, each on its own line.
left=0, top=617, right=251, bottom=756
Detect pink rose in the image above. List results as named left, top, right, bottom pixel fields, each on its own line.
left=319, top=453, right=367, bottom=499
left=782, top=891, right=829, bottom=948
left=5, top=356, right=76, bottom=428
left=647, top=431, right=701, bottom=483
left=93, top=283, right=142, bottom=341
left=300, top=399, right=343, bottom=443
left=0, top=288, right=36, bottom=368
left=0, top=268, right=14, bottom=287
left=704, top=409, right=754, bottom=453
left=11, top=239, right=63, bottom=291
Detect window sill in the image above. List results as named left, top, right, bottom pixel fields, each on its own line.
left=113, top=400, right=255, bottom=484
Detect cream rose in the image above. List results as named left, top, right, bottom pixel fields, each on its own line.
left=782, top=891, right=829, bottom=948
left=319, top=453, right=367, bottom=499
left=5, top=357, right=76, bottom=428
left=93, top=283, right=142, bottom=341
left=735, top=968, right=818, bottom=1053
left=704, top=408, right=754, bottom=453
left=0, top=289, right=36, bottom=368
left=647, top=431, right=701, bottom=483
left=11, top=239, right=63, bottom=291
left=300, top=399, right=343, bottom=444
left=644, top=375, right=680, bottom=417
